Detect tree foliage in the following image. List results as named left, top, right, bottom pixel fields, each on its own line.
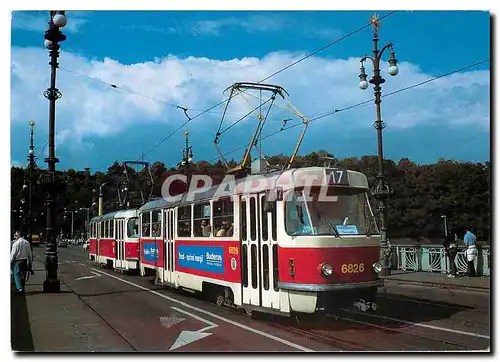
left=10, top=152, right=490, bottom=240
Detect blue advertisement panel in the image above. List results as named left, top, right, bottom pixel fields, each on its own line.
left=143, top=242, right=159, bottom=262
left=177, top=244, right=224, bottom=274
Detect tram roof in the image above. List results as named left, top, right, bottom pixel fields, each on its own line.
left=89, top=210, right=120, bottom=222
left=139, top=166, right=368, bottom=213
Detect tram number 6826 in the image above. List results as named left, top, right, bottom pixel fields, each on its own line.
left=341, top=263, right=364, bottom=274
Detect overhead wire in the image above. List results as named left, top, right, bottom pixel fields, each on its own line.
left=59, top=11, right=398, bottom=162
left=136, top=10, right=398, bottom=160
left=257, top=11, right=396, bottom=84
left=59, top=67, right=244, bottom=118
left=208, top=59, right=489, bottom=163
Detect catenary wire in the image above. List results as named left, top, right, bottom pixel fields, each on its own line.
left=58, top=11, right=398, bottom=162
left=208, top=59, right=489, bottom=163
left=131, top=11, right=398, bottom=160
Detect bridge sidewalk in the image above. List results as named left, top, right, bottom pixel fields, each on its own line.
left=10, top=253, right=134, bottom=352
left=381, top=270, right=490, bottom=292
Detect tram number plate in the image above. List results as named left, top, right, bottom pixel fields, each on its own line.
left=341, top=263, right=364, bottom=274
left=228, top=246, right=239, bottom=255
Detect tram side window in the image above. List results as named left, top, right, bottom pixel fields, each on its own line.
left=213, top=198, right=234, bottom=237
left=193, top=203, right=211, bottom=237
left=128, top=217, right=139, bottom=238
left=152, top=210, right=162, bottom=237
left=241, top=199, right=247, bottom=241
left=261, top=197, right=268, bottom=241
left=111, top=220, right=115, bottom=239
left=249, top=198, right=256, bottom=241
left=142, top=212, right=151, bottom=237
left=177, top=206, right=192, bottom=237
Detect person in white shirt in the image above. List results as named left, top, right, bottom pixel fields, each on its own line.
left=10, top=231, right=33, bottom=294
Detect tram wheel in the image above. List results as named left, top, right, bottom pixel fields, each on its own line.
left=216, top=294, right=224, bottom=307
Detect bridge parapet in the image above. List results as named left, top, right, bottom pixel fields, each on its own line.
left=389, top=244, right=490, bottom=276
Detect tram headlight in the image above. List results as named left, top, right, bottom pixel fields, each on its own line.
left=321, top=263, right=333, bottom=276
left=372, top=261, right=383, bottom=274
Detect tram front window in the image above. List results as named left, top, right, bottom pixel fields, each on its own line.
left=285, top=188, right=375, bottom=236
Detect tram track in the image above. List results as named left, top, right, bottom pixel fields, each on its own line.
left=377, top=293, right=476, bottom=310
left=328, top=309, right=474, bottom=350
left=57, top=248, right=489, bottom=351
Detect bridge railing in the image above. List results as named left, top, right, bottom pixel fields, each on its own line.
left=389, top=244, right=490, bottom=276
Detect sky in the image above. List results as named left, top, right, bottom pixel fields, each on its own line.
left=10, top=10, right=491, bottom=172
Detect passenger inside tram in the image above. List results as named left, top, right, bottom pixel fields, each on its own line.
left=201, top=220, right=211, bottom=237
left=216, top=220, right=233, bottom=237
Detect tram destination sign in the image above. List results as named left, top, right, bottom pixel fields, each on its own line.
left=326, top=168, right=348, bottom=186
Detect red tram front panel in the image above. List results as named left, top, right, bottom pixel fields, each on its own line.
left=175, top=239, right=241, bottom=283
left=278, top=246, right=380, bottom=284
left=89, top=238, right=98, bottom=255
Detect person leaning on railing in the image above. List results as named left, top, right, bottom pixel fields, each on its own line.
left=442, top=229, right=458, bottom=278
left=463, top=228, right=478, bottom=277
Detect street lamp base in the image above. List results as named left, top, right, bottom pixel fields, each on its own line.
left=43, top=278, right=61, bottom=293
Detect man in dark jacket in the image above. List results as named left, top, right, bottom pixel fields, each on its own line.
left=443, top=229, right=458, bottom=278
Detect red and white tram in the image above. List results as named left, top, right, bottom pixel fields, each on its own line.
left=88, top=209, right=140, bottom=272
left=88, top=166, right=383, bottom=316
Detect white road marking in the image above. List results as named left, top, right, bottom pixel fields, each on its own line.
left=159, top=316, right=186, bottom=329
left=75, top=275, right=98, bottom=281
left=169, top=330, right=212, bottom=351
left=92, top=268, right=313, bottom=352
left=171, top=306, right=218, bottom=331
left=79, top=263, right=86, bottom=267
left=168, top=307, right=218, bottom=350
left=340, top=308, right=490, bottom=340
left=91, top=271, right=102, bottom=277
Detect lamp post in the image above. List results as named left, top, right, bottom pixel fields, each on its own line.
left=25, top=120, right=37, bottom=246
left=64, top=209, right=74, bottom=239
left=80, top=207, right=90, bottom=239
left=181, top=131, right=193, bottom=188
left=43, top=10, right=67, bottom=293
left=441, top=215, right=448, bottom=237
left=98, top=182, right=107, bottom=216
left=358, top=14, right=399, bottom=276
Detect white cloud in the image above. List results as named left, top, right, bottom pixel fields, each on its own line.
left=11, top=11, right=87, bottom=33
left=10, top=46, right=489, bottom=156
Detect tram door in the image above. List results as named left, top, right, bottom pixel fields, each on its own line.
left=163, top=209, right=176, bottom=285
left=115, top=219, right=125, bottom=269
left=241, top=194, right=280, bottom=310
left=258, top=193, right=280, bottom=309
left=97, top=221, right=101, bottom=264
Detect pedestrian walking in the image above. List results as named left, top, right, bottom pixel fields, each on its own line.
left=463, top=228, right=478, bottom=277
left=442, top=229, right=458, bottom=278
left=10, top=231, right=33, bottom=294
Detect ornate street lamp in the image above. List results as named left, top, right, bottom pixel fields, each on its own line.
left=43, top=10, right=67, bottom=293
left=358, top=14, right=399, bottom=276
left=25, top=120, right=37, bottom=246
left=441, top=215, right=448, bottom=237
left=181, top=131, right=193, bottom=187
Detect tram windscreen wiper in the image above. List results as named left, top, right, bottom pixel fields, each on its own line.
left=316, top=203, right=340, bottom=237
